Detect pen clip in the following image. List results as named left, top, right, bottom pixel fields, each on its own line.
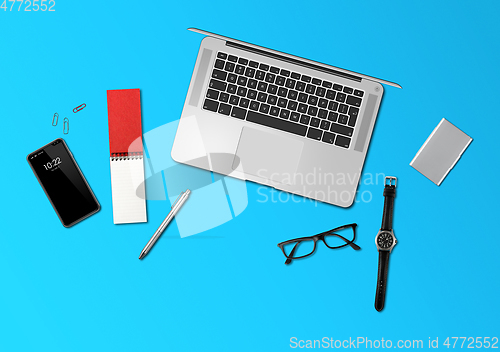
left=171, top=192, right=184, bottom=209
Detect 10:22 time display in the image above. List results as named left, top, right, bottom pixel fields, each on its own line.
left=1, top=0, right=55, bottom=11
left=43, top=157, right=62, bottom=171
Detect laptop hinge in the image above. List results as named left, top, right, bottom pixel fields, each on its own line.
left=226, top=41, right=362, bottom=83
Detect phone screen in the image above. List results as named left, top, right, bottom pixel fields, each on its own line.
left=28, top=139, right=100, bottom=227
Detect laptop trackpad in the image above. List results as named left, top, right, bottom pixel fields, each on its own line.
left=232, top=127, right=304, bottom=185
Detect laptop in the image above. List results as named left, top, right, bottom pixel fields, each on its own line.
left=172, top=28, right=401, bottom=207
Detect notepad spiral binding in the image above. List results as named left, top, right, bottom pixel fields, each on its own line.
left=111, top=152, right=143, bottom=161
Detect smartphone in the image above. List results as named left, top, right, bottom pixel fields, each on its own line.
left=27, top=138, right=100, bottom=227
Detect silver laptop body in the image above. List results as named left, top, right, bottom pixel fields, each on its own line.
left=172, top=28, right=401, bottom=207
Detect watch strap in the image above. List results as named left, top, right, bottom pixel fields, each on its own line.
left=375, top=250, right=390, bottom=312
left=381, top=181, right=396, bottom=231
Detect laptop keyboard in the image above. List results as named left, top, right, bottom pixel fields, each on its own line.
left=203, top=51, right=364, bottom=149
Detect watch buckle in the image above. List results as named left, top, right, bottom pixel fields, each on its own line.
left=385, top=176, right=397, bottom=188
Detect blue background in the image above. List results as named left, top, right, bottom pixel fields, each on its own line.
left=1, top=0, right=499, bottom=351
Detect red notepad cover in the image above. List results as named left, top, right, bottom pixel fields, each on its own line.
left=107, top=89, right=143, bottom=156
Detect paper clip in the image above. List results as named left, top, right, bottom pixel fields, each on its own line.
left=73, top=103, right=86, bottom=113
left=63, top=117, right=70, bottom=134
left=52, top=113, right=59, bottom=126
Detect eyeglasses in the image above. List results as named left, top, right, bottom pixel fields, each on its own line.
left=277, top=223, right=360, bottom=264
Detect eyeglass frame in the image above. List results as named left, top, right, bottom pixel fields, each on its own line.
left=277, top=223, right=360, bottom=264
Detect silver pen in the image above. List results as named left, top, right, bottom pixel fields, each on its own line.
left=139, top=189, right=191, bottom=260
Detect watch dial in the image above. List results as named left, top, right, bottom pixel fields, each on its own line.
left=377, top=232, right=394, bottom=249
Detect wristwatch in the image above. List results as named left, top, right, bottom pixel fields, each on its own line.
left=374, top=176, right=397, bottom=312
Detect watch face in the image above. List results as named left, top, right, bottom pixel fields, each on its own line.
left=377, top=232, right=394, bottom=249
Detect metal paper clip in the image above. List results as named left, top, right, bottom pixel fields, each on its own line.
left=52, top=113, right=59, bottom=126
left=73, top=103, right=86, bottom=113
left=63, top=117, right=70, bottom=134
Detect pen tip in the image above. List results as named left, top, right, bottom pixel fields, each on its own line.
left=139, top=253, right=145, bottom=260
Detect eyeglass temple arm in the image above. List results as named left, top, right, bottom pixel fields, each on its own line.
left=327, top=232, right=361, bottom=250
left=285, top=242, right=300, bottom=265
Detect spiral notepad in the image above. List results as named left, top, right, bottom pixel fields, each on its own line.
left=107, top=89, right=147, bottom=224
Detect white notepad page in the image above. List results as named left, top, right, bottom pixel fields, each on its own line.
left=110, top=156, right=147, bottom=224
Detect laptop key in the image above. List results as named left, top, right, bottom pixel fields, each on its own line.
left=318, top=98, right=328, bottom=109
left=231, top=107, right=247, bottom=119
left=308, top=95, right=318, bottom=106
left=270, top=107, right=280, bottom=116
left=348, top=115, right=357, bottom=127
left=270, top=67, right=280, bottom=74
left=203, top=99, right=219, bottom=112
left=224, top=62, right=235, bottom=72
left=239, top=98, right=250, bottom=108
left=246, top=111, right=307, bottom=137
left=276, top=76, right=286, bottom=86
left=285, top=79, right=295, bottom=89
left=346, top=95, right=362, bottom=107
left=318, top=109, right=328, bottom=119
left=267, top=95, right=277, bottom=105
left=238, top=58, right=248, bottom=65
left=315, top=87, right=326, bottom=97
left=259, top=63, right=269, bottom=71
left=288, top=90, right=298, bottom=100
left=257, top=92, right=267, bottom=102
left=247, top=89, right=257, bottom=100
left=320, top=120, right=330, bottom=130
left=278, top=87, right=288, bottom=97
left=312, top=78, right=322, bottom=85
left=328, top=101, right=339, bottom=111
left=348, top=106, right=359, bottom=119
left=256, top=70, right=266, bottom=80
left=259, top=103, right=270, bottom=114
left=333, top=84, right=343, bottom=91
left=335, top=135, right=351, bottom=148
left=247, top=79, right=257, bottom=89
left=308, top=106, right=318, bottom=116
left=301, top=75, right=311, bottom=83
left=306, top=84, right=316, bottom=94
left=295, top=81, right=306, bottom=92
left=338, top=114, right=349, bottom=125
left=298, top=103, right=308, bottom=113
left=280, top=69, right=290, bottom=77
left=307, top=128, right=322, bottom=141
left=267, top=84, right=278, bottom=94
left=310, top=117, right=320, bottom=127
left=298, top=93, right=308, bottom=103
left=249, top=101, right=259, bottom=111
left=330, top=123, right=353, bottom=137
left=237, top=87, right=247, bottom=97
left=343, top=86, right=353, bottom=94
left=249, top=61, right=259, bottom=68
left=265, top=73, right=276, bottom=83
left=245, top=67, right=256, bottom=78
left=300, top=114, right=311, bottom=125
left=290, top=112, right=300, bottom=122
left=328, top=111, right=338, bottom=122
left=326, top=90, right=336, bottom=100
left=235, top=65, right=245, bottom=75
left=287, top=100, right=298, bottom=111
left=291, top=72, right=301, bottom=79
left=322, top=131, right=335, bottom=144
left=227, top=84, right=237, bottom=94
left=277, top=98, right=287, bottom=108
left=354, top=89, right=364, bottom=97
left=257, top=82, right=268, bottom=92
left=338, top=104, right=348, bottom=114
left=227, top=73, right=237, bottom=84
left=228, top=55, right=238, bottom=62
left=335, top=93, right=346, bottom=103
left=206, top=89, right=219, bottom=100
left=217, top=52, right=228, bottom=59
left=237, top=76, right=248, bottom=86
left=215, top=59, right=225, bottom=69
left=218, top=103, right=231, bottom=116
left=322, top=81, right=333, bottom=88
left=219, top=92, right=229, bottom=103
left=210, top=79, right=227, bottom=91
left=229, top=95, right=240, bottom=105
left=280, top=109, right=290, bottom=119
